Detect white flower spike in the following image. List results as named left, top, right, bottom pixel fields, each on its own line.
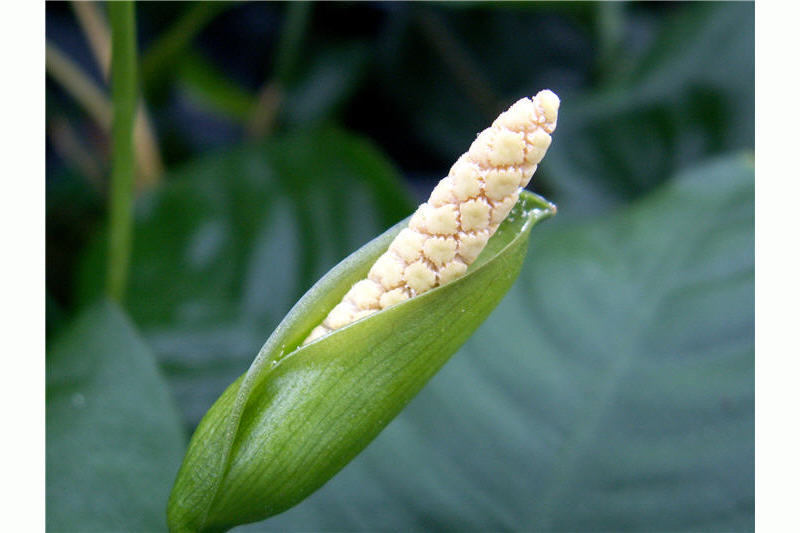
left=304, top=89, right=560, bottom=345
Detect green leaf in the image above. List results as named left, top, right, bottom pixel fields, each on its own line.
left=375, top=3, right=752, bottom=216
left=77, top=127, right=415, bottom=426
left=141, top=2, right=234, bottom=92
left=177, top=51, right=255, bottom=122
left=167, top=191, right=556, bottom=533
left=279, top=43, right=370, bottom=128
left=178, top=41, right=369, bottom=128
left=47, top=300, right=186, bottom=532
left=541, top=2, right=754, bottom=216
left=237, top=153, right=754, bottom=532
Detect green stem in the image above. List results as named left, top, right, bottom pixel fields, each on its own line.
left=273, top=1, right=312, bottom=86
left=71, top=0, right=164, bottom=186
left=106, top=1, right=138, bottom=303
left=247, top=1, right=312, bottom=137
left=45, top=42, right=112, bottom=128
left=594, top=2, right=625, bottom=85
left=141, top=1, right=231, bottom=89
left=415, top=7, right=500, bottom=120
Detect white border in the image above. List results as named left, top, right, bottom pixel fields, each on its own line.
left=1, top=1, right=45, bottom=530
left=755, top=2, right=800, bottom=531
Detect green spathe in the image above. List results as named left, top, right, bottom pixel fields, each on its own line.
left=238, top=154, right=754, bottom=532
left=167, top=191, right=556, bottom=532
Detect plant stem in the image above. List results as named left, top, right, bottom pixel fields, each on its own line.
left=45, top=42, right=112, bottom=128
left=247, top=1, right=312, bottom=137
left=141, top=1, right=231, bottom=89
left=594, top=2, right=626, bottom=85
left=47, top=117, right=103, bottom=188
left=71, top=0, right=164, bottom=188
left=106, top=1, right=138, bottom=304
left=46, top=37, right=163, bottom=189
left=71, top=1, right=112, bottom=76
left=415, top=7, right=500, bottom=120
left=273, top=0, right=312, bottom=86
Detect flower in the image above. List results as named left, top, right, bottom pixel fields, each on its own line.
left=304, top=89, right=560, bottom=344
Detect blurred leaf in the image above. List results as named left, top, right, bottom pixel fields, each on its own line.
left=375, top=3, right=752, bottom=218
left=46, top=167, right=103, bottom=323
left=177, top=51, right=255, bottom=122
left=46, top=291, right=65, bottom=340
left=77, top=127, right=415, bottom=425
left=239, top=153, right=753, bottom=531
left=46, top=300, right=185, bottom=532
left=141, top=2, right=235, bottom=94
left=375, top=3, right=593, bottom=159
left=178, top=42, right=369, bottom=128
left=280, top=43, right=370, bottom=128
left=168, top=192, right=556, bottom=533
left=541, top=2, right=754, bottom=216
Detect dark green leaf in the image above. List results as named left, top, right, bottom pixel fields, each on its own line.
left=541, top=2, right=754, bottom=216
left=280, top=43, right=369, bottom=128
left=177, top=42, right=369, bottom=129
left=47, top=300, right=186, bottom=532
left=375, top=3, right=753, bottom=217
left=167, top=192, right=556, bottom=533
left=77, top=128, right=415, bottom=426
left=176, top=51, right=255, bottom=122
left=236, top=153, right=753, bottom=532
left=141, top=2, right=235, bottom=94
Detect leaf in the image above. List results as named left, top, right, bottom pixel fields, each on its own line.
left=76, top=127, right=415, bottom=426
left=533, top=2, right=754, bottom=216
left=279, top=43, right=370, bottom=127
left=167, top=191, right=557, bottom=533
left=237, top=153, right=753, bottom=532
left=177, top=42, right=367, bottom=128
left=374, top=3, right=752, bottom=217
left=141, top=2, right=234, bottom=93
left=374, top=3, right=594, bottom=159
left=177, top=51, right=256, bottom=122
left=46, top=300, right=186, bottom=532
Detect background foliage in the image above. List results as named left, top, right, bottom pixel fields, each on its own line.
left=46, top=2, right=754, bottom=531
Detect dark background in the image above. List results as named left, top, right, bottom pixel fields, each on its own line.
left=46, top=2, right=754, bottom=532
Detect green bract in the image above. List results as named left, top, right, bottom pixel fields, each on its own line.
left=167, top=191, right=556, bottom=532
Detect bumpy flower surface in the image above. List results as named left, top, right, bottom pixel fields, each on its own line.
left=303, top=89, right=560, bottom=344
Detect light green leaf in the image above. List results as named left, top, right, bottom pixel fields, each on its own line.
left=167, top=191, right=556, bottom=533
left=237, top=153, right=753, bottom=532
left=47, top=300, right=185, bottom=532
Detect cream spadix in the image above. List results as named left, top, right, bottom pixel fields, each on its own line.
left=304, top=89, right=560, bottom=344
